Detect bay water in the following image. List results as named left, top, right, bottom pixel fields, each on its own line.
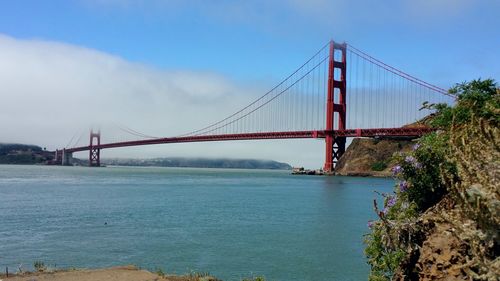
left=0, top=165, right=393, bottom=280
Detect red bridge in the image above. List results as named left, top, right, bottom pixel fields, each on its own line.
left=56, top=40, right=453, bottom=172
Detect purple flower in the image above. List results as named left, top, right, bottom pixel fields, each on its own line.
left=405, top=156, right=416, bottom=163
left=382, top=207, right=389, bottom=215
left=399, top=181, right=409, bottom=192
left=391, top=165, right=402, bottom=175
left=367, top=221, right=374, bottom=228
left=386, top=196, right=397, bottom=207
left=412, top=143, right=421, bottom=151
left=414, top=162, right=423, bottom=169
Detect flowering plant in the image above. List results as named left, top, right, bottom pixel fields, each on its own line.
left=365, top=134, right=454, bottom=280
left=365, top=79, right=498, bottom=280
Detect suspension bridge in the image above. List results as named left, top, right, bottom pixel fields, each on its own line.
left=54, top=40, right=453, bottom=172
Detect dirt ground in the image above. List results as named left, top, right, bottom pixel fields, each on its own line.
left=1, top=265, right=217, bottom=281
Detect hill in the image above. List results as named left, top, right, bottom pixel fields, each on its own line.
left=99, top=157, right=292, bottom=170
left=0, top=143, right=54, bottom=164
left=335, top=138, right=416, bottom=177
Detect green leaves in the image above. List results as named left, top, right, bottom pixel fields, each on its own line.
left=427, top=79, right=499, bottom=128
left=371, top=161, right=388, bottom=171
left=365, top=79, right=499, bottom=280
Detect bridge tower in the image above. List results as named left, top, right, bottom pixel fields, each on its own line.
left=61, top=148, right=73, bottom=166
left=324, top=40, right=347, bottom=173
left=54, top=149, right=63, bottom=165
left=89, top=130, right=101, bottom=167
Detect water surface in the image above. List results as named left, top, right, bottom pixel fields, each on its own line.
left=0, top=165, right=393, bottom=280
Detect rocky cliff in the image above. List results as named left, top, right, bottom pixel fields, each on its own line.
left=364, top=80, right=499, bottom=280
left=394, top=119, right=499, bottom=280
left=334, top=138, right=415, bottom=177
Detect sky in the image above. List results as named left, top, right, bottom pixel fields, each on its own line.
left=0, top=0, right=499, bottom=168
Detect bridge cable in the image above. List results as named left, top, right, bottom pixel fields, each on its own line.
left=346, top=44, right=452, bottom=97
left=178, top=42, right=331, bottom=137
left=115, top=123, right=159, bottom=139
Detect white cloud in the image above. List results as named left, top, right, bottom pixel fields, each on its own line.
left=0, top=34, right=326, bottom=168
left=0, top=34, right=240, bottom=134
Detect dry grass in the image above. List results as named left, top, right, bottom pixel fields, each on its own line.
left=440, top=118, right=500, bottom=279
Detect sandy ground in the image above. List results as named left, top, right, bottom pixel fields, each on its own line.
left=0, top=265, right=213, bottom=281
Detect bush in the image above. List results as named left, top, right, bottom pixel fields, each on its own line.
left=242, top=277, right=266, bottom=281
left=33, top=261, right=46, bottom=272
left=371, top=161, right=388, bottom=171
left=155, top=267, right=165, bottom=277
left=392, top=134, right=455, bottom=211
left=424, top=78, right=499, bottom=128
left=365, top=79, right=499, bottom=280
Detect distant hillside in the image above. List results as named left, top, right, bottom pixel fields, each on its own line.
left=0, top=143, right=291, bottom=169
left=0, top=143, right=54, bottom=164
left=335, top=138, right=415, bottom=177
left=99, top=157, right=292, bottom=170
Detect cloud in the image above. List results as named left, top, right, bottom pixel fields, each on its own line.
left=0, top=34, right=325, bottom=167
left=0, top=34, right=241, bottom=133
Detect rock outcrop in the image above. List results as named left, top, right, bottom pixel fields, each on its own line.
left=334, top=138, right=415, bottom=177
left=394, top=119, right=499, bottom=280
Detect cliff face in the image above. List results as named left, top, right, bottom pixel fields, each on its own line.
left=395, top=119, right=499, bottom=280
left=392, top=196, right=472, bottom=280
left=334, top=138, right=415, bottom=177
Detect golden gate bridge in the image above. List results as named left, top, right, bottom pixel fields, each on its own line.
left=55, top=40, right=454, bottom=172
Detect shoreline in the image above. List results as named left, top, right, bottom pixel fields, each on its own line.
left=292, top=166, right=393, bottom=178
left=0, top=265, right=220, bottom=281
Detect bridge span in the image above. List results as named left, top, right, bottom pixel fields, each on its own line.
left=56, top=40, right=452, bottom=171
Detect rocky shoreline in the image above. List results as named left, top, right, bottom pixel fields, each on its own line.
left=292, top=137, right=416, bottom=177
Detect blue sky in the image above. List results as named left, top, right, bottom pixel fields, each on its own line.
left=2, top=0, right=498, bottom=83
left=0, top=0, right=498, bottom=167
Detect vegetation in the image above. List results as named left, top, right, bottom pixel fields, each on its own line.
left=242, top=277, right=266, bottom=281
left=11, top=264, right=223, bottom=280
left=365, top=79, right=499, bottom=280
left=370, top=161, right=388, bottom=171
left=153, top=268, right=222, bottom=281
left=155, top=267, right=166, bottom=277
left=335, top=138, right=415, bottom=177
left=101, top=157, right=291, bottom=170
left=154, top=269, right=266, bottom=281
left=187, top=271, right=215, bottom=279
left=0, top=143, right=52, bottom=164
left=33, top=260, right=47, bottom=272
left=0, top=143, right=42, bottom=154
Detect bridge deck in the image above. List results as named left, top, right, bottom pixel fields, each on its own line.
left=66, top=127, right=433, bottom=153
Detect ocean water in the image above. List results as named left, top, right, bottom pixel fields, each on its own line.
left=0, top=165, right=394, bottom=280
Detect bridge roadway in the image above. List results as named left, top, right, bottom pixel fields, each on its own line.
left=65, top=127, right=433, bottom=153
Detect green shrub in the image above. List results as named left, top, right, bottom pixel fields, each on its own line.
left=155, top=267, right=165, bottom=277
left=33, top=261, right=46, bottom=272
left=370, top=161, right=388, bottom=171
left=423, top=78, right=498, bottom=128
left=242, top=277, right=266, bottom=281
left=392, top=134, right=455, bottom=211
left=365, top=79, right=499, bottom=280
